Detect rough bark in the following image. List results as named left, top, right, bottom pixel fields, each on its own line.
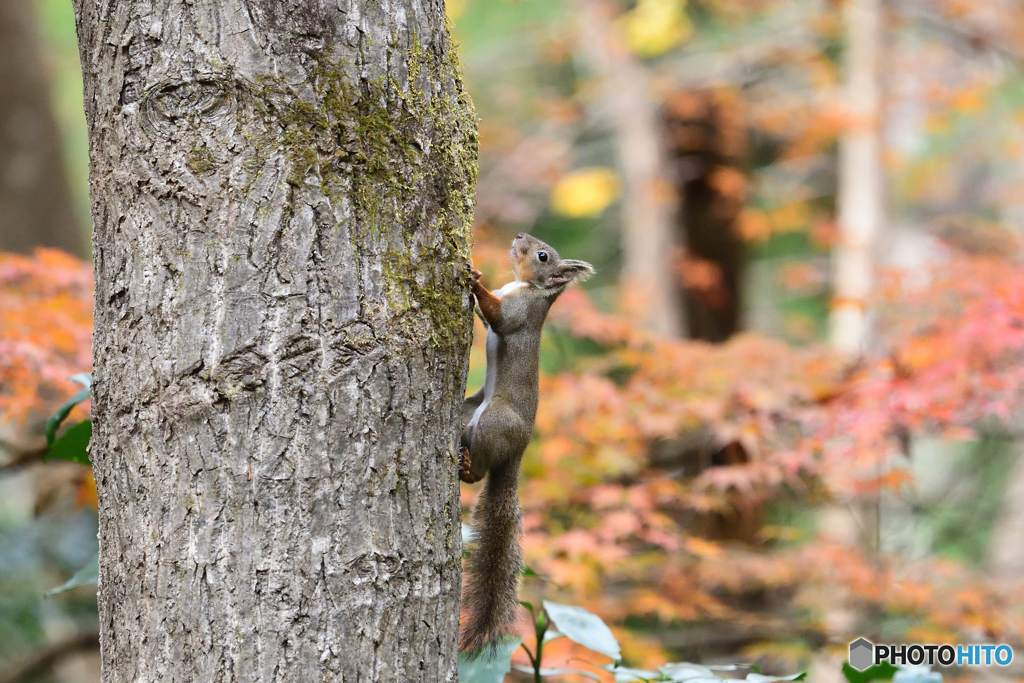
left=74, top=1, right=477, bottom=681
left=830, top=0, right=883, bottom=354
left=0, top=0, right=84, bottom=255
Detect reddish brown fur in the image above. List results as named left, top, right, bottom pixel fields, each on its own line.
left=469, top=269, right=503, bottom=329
left=459, top=234, right=594, bottom=653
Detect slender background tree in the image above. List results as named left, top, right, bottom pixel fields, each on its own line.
left=0, top=0, right=83, bottom=255
left=72, top=1, right=477, bottom=680
left=830, top=0, right=882, bottom=355
left=578, top=0, right=685, bottom=339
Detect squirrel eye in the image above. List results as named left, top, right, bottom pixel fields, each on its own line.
left=537, top=252, right=548, bottom=262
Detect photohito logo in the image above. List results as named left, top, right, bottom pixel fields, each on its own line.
left=849, top=638, right=874, bottom=671
left=848, top=638, right=1014, bottom=671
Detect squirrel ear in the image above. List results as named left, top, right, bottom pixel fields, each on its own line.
left=547, top=259, right=595, bottom=287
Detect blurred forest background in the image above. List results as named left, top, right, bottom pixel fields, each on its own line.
left=4, top=0, right=1024, bottom=681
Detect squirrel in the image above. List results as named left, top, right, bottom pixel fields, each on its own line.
left=458, top=232, right=594, bottom=654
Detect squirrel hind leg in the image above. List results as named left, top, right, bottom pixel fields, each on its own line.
left=460, top=423, right=494, bottom=483
left=458, top=447, right=482, bottom=484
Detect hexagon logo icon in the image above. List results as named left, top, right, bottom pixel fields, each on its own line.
left=849, top=637, right=874, bottom=672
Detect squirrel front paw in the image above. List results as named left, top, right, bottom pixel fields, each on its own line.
left=464, top=263, right=482, bottom=287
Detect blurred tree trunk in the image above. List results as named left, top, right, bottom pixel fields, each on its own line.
left=665, top=88, right=748, bottom=343
left=74, top=1, right=476, bottom=680
left=989, top=442, right=1024, bottom=575
left=0, top=0, right=84, bottom=255
left=831, top=0, right=883, bottom=354
left=579, top=0, right=686, bottom=338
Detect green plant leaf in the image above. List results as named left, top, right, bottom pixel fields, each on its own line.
left=48, top=552, right=98, bottom=596
left=44, top=377, right=91, bottom=446
left=521, top=565, right=540, bottom=577
left=842, top=663, right=898, bottom=683
left=513, top=665, right=602, bottom=680
left=660, top=663, right=720, bottom=680
left=543, top=600, right=621, bottom=661
left=44, top=419, right=92, bottom=465
left=520, top=600, right=535, bottom=613
left=458, top=637, right=522, bottom=683
left=605, top=665, right=662, bottom=682
left=542, top=629, right=564, bottom=643
left=69, top=373, right=92, bottom=388
left=892, top=668, right=941, bottom=683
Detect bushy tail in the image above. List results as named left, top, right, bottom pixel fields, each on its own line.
left=460, top=460, right=523, bottom=654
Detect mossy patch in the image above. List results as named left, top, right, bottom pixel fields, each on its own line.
left=186, top=144, right=217, bottom=175
left=236, top=35, right=477, bottom=349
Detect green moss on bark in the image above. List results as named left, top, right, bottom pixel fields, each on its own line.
left=236, top=37, right=477, bottom=349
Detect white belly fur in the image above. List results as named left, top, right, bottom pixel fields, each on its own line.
left=493, top=280, right=527, bottom=297
left=469, top=328, right=498, bottom=429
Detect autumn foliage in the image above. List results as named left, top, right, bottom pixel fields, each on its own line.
left=0, top=249, right=92, bottom=421
left=460, top=244, right=1024, bottom=677
left=6, top=1, right=1024, bottom=677
left=6, top=240, right=1022, bottom=677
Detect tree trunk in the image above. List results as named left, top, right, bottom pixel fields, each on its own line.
left=0, top=0, right=84, bottom=255
left=578, top=0, right=685, bottom=338
left=989, top=441, right=1024, bottom=576
left=830, top=0, right=883, bottom=354
left=74, top=2, right=477, bottom=681
left=665, top=87, right=748, bottom=343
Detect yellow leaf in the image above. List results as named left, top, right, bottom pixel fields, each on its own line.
left=551, top=167, right=621, bottom=218
left=446, top=0, right=467, bottom=21
left=619, top=0, right=693, bottom=58
left=683, top=536, right=722, bottom=558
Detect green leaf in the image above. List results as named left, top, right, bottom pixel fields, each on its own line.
left=513, top=665, right=602, bottom=680
left=543, top=600, right=621, bottom=661
left=605, top=665, right=662, bottom=682
left=69, top=373, right=92, bottom=389
left=458, top=637, right=522, bottom=683
left=44, top=381, right=91, bottom=447
left=520, top=600, right=535, bottom=613
left=45, top=419, right=92, bottom=465
left=892, top=668, right=941, bottom=683
left=842, top=663, right=898, bottom=683
left=48, top=552, right=98, bottom=596
left=521, top=565, right=540, bottom=577
left=660, top=663, right=720, bottom=680
left=542, top=629, right=564, bottom=643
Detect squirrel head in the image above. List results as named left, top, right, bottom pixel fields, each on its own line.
left=510, top=233, right=595, bottom=290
